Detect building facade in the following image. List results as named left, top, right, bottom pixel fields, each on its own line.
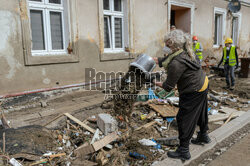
left=0, top=0, right=249, bottom=95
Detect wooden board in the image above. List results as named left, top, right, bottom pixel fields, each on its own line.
left=92, top=132, right=119, bottom=151
left=74, top=143, right=95, bottom=157
left=209, top=111, right=245, bottom=122
left=64, top=113, right=96, bottom=134
left=135, top=121, right=157, bottom=131
left=148, top=103, right=178, bottom=117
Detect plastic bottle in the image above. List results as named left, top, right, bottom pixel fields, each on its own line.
left=129, top=152, right=147, bottom=159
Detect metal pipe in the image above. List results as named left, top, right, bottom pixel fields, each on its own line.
left=0, top=78, right=118, bottom=99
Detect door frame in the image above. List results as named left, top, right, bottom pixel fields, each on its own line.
left=167, top=0, right=194, bottom=35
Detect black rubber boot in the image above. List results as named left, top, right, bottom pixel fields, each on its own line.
left=167, top=146, right=191, bottom=161
left=191, top=132, right=211, bottom=145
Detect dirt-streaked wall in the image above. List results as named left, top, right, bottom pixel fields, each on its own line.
left=0, top=0, right=249, bottom=95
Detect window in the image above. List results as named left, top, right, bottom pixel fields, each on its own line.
left=231, top=13, right=241, bottom=46
left=232, top=17, right=238, bottom=45
left=214, top=14, right=223, bottom=46
left=213, top=8, right=226, bottom=47
left=103, top=0, right=125, bottom=52
left=28, top=0, right=68, bottom=56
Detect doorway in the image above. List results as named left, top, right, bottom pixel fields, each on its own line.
left=170, top=5, right=192, bottom=33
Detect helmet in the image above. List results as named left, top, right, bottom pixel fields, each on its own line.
left=225, top=38, right=233, bottom=44
left=193, top=36, right=198, bottom=41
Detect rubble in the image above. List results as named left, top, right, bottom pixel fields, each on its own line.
left=97, top=114, right=118, bottom=135
left=0, top=74, right=248, bottom=166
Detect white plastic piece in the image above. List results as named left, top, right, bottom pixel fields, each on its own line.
left=138, top=139, right=157, bottom=146
left=209, top=109, right=218, bottom=115
left=9, top=158, right=23, bottom=166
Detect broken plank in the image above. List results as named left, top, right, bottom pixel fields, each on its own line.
left=224, top=112, right=234, bottom=125
left=48, top=153, right=66, bottom=159
left=219, top=107, right=237, bottom=114
left=92, top=132, right=119, bottom=151
left=11, top=153, right=40, bottom=161
left=209, top=111, right=245, bottom=122
left=43, top=114, right=63, bottom=127
left=146, top=111, right=155, bottom=119
left=135, top=121, right=157, bottom=131
left=148, top=103, right=178, bottom=117
left=1, top=111, right=11, bottom=129
left=30, top=159, right=48, bottom=166
left=74, top=143, right=94, bottom=157
left=64, top=113, right=95, bottom=134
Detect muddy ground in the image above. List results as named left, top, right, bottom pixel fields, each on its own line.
left=0, top=74, right=249, bottom=165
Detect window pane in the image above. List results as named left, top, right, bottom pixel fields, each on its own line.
left=214, top=14, right=218, bottom=45
left=30, top=10, right=45, bottom=50
left=29, top=0, right=42, bottom=2
left=49, top=0, right=61, bottom=4
left=114, top=0, right=122, bottom=11
left=104, top=16, right=111, bottom=48
left=50, top=12, right=64, bottom=50
left=114, top=18, right=122, bottom=48
left=103, top=0, right=110, bottom=10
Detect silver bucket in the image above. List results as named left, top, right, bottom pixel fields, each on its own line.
left=130, top=54, right=156, bottom=78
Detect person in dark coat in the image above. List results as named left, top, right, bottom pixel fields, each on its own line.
left=153, top=30, right=211, bottom=160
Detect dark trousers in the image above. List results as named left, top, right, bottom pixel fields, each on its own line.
left=224, top=64, right=236, bottom=86
left=177, top=88, right=209, bottom=148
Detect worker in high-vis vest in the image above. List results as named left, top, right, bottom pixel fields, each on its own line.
left=218, top=38, right=239, bottom=90
left=192, top=36, right=203, bottom=64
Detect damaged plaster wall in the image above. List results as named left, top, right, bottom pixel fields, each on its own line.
left=191, top=0, right=250, bottom=60
left=133, top=0, right=168, bottom=57
left=0, top=0, right=249, bottom=95
left=0, top=0, right=133, bottom=95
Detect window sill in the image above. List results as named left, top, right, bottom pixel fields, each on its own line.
left=100, top=51, right=136, bottom=61
left=213, top=45, right=220, bottom=49
left=24, top=53, right=79, bottom=66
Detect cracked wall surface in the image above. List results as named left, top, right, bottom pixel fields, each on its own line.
left=0, top=0, right=249, bottom=94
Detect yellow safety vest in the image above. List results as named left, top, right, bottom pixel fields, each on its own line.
left=192, top=42, right=203, bottom=60
left=223, top=46, right=236, bottom=66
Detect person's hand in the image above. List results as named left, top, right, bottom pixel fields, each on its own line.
left=153, top=80, right=163, bottom=88
left=153, top=57, right=159, bottom=64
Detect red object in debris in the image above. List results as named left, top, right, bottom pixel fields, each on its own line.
left=117, top=116, right=124, bottom=121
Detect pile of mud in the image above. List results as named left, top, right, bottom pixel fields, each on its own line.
left=112, top=66, right=147, bottom=117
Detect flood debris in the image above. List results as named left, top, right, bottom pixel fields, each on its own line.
left=0, top=73, right=248, bottom=165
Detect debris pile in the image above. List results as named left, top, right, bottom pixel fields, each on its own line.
left=0, top=75, right=249, bottom=166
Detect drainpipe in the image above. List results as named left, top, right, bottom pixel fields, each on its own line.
left=0, top=78, right=119, bottom=99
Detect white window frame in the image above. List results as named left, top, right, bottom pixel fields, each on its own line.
left=213, top=7, right=226, bottom=48
left=231, top=12, right=241, bottom=46
left=28, top=0, right=67, bottom=56
left=103, top=0, right=125, bottom=53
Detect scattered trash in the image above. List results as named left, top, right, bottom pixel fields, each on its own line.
left=152, top=139, right=161, bottom=149
left=156, top=136, right=179, bottom=146
left=167, top=97, right=179, bottom=106
left=129, top=152, right=147, bottom=160
left=138, top=139, right=157, bottom=146
left=9, top=158, right=23, bottom=166
left=209, top=109, right=218, bottom=115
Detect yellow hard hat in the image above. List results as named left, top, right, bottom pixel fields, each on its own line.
left=225, top=38, right=233, bottom=44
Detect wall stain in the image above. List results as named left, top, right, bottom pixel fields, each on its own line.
left=0, top=11, right=21, bottom=79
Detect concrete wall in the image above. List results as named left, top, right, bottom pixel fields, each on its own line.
left=0, top=0, right=249, bottom=95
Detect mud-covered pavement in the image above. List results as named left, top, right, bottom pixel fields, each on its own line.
left=0, top=74, right=249, bottom=166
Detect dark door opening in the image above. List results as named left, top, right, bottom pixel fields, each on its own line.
left=170, top=5, right=191, bottom=33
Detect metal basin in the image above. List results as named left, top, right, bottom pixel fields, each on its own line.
left=130, top=54, right=156, bottom=78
